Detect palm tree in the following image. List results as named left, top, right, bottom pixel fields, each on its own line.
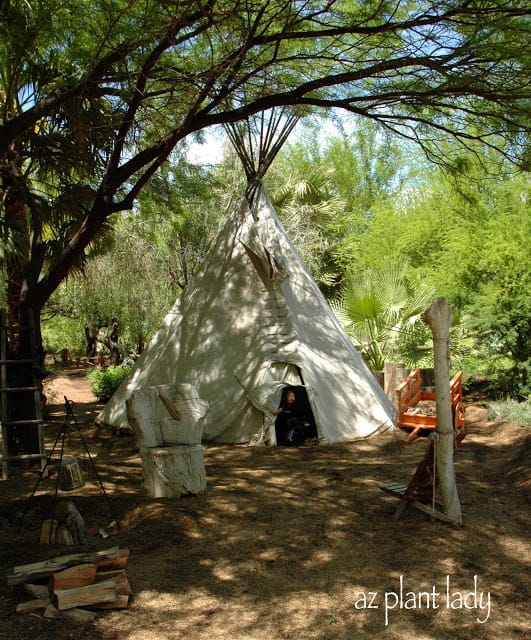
left=270, top=167, right=345, bottom=289
left=332, top=259, right=435, bottom=371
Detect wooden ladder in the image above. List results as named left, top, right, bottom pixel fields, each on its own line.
left=0, top=309, right=47, bottom=479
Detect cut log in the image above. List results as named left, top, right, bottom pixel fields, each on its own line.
left=127, top=384, right=208, bottom=449
left=54, top=500, right=91, bottom=545
left=141, top=444, right=207, bottom=498
left=95, top=569, right=132, bottom=595
left=50, top=563, right=97, bottom=592
left=157, top=384, right=208, bottom=445
left=16, top=598, right=51, bottom=613
left=55, top=524, right=75, bottom=546
left=54, top=578, right=117, bottom=610
left=40, top=519, right=58, bottom=544
left=95, top=547, right=130, bottom=570
left=158, top=389, right=183, bottom=420
left=7, top=547, right=123, bottom=585
left=126, top=387, right=165, bottom=448
left=43, top=604, right=96, bottom=622
left=13, top=547, right=120, bottom=572
left=24, top=583, right=50, bottom=599
left=86, top=594, right=129, bottom=609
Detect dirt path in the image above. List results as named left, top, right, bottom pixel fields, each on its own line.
left=0, top=367, right=529, bottom=640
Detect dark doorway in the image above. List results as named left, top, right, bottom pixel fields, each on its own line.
left=274, top=385, right=317, bottom=446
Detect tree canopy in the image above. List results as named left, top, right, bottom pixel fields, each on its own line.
left=0, top=0, right=529, bottom=359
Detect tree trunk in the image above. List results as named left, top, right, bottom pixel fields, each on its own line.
left=2, top=301, right=46, bottom=457
left=0, top=150, right=45, bottom=458
left=3, top=164, right=47, bottom=434
left=422, top=298, right=462, bottom=525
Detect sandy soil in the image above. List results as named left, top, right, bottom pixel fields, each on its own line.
left=0, top=364, right=529, bottom=640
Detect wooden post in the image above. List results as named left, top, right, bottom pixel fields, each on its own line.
left=422, top=298, right=462, bottom=525
left=384, top=362, right=409, bottom=409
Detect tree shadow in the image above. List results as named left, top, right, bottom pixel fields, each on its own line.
left=1, top=407, right=528, bottom=640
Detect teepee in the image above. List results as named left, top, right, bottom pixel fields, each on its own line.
left=98, top=110, right=396, bottom=444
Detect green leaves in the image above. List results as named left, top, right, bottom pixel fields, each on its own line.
left=86, top=364, right=132, bottom=399
left=335, top=259, right=435, bottom=371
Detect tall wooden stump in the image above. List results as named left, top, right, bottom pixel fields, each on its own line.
left=422, top=298, right=462, bottom=525
left=140, top=445, right=206, bottom=498
left=126, top=384, right=208, bottom=498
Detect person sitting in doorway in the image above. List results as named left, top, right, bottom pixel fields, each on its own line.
left=271, top=388, right=315, bottom=446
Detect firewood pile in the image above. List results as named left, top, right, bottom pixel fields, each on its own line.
left=6, top=547, right=131, bottom=622
left=39, top=500, right=103, bottom=546
left=405, top=399, right=437, bottom=416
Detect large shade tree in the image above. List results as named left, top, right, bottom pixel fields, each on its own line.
left=1, top=0, right=529, bottom=381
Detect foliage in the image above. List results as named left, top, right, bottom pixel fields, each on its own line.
left=134, top=151, right=228, bottom=289
left=487, top=398, right=531, bottom=427
left=1, top=0, right=529, bottom=328
left=46, top=149, right=230, bottom=347
left=41, top=313, right=85, bottom=356
left=1, top=0, right=529, bottom=406
left=332, top=259, right=435, bottom=371
left=86, top=364, right=132, bottom=400
left=268, top=119, right=413, bottom=293
left=337, top=148, right=530, bottom=392
left=268, top=162, right=343, bottom=286
left=42, top=120, right=529, bottom=391
left=461, top=174, right=531, bottom=395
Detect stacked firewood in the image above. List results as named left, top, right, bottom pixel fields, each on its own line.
left=39, top=501, right=94, bottom=546
left=7, top=547, right=131, bottom=622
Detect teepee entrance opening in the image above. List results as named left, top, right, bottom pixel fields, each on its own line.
left=274, top=383, right=317, bottom=447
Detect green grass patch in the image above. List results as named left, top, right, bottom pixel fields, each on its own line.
left=487, top=397, right=531, bottom=427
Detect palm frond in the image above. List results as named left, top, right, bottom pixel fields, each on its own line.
left=333, top=259, right=437, bottom=370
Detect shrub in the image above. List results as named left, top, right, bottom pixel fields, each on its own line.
left=86, top=364, right=132, bottom=401
left=487, top=397, right=531, bottom=427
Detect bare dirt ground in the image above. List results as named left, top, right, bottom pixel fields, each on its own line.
left=1, top=364, right=529, bottom=640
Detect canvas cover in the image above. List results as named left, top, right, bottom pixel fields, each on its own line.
left=98, top=186, right=396, bottom=443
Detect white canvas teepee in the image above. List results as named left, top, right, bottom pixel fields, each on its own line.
left=99, top=184, right=396, bottom=444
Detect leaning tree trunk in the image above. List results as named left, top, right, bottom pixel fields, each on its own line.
left=422, top=298, right=462, bottom=526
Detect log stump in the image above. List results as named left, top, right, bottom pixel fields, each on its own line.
left=126, top=383, right=208, bottom=498
left=141, top=445, right=206, bottom=498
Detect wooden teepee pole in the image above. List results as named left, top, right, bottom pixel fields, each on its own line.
left=224, top=107, right=300, bottom=198
left=422, top=298, right=462, bottom=525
